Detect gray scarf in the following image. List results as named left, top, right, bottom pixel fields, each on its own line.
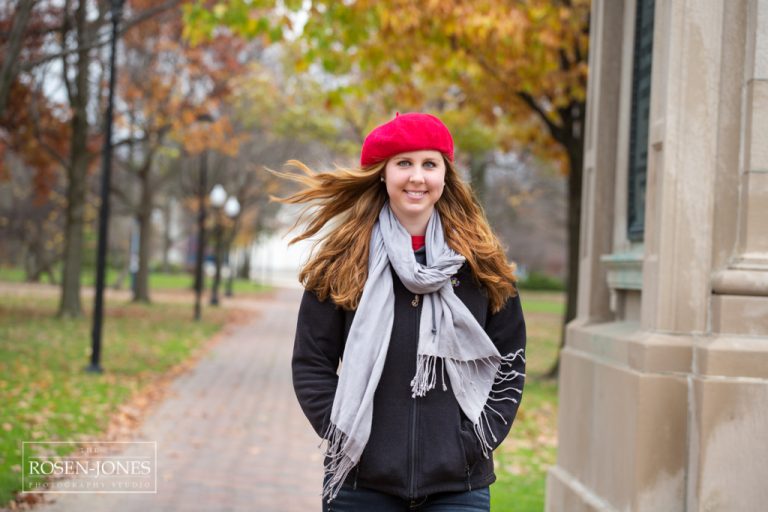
left=321, top=204, right=523, bottom=501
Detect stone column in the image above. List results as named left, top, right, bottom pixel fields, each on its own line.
left=687, top=0, right=768, bottom=510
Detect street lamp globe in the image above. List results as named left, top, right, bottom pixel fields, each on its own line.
left=210, top=184, right=227, bottom=208
left=224, top=196, right=240, bottom=218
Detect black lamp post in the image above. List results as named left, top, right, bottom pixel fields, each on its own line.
left=87, top=0, right=124, bottom=374
left=224, top=196, right=240, bottom=298
left=192, top=114, right=213, bottom=321
left=209, top=184, right=227, bottom=306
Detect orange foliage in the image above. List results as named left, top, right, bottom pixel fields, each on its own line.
left=0, top=2, right=75, bottom=201
left=0, top=82, right=69, bottom=203
left=120, top=0, right=248, bottom=158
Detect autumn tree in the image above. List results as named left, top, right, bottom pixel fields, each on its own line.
left=110, top=0, right=244, bottom=303
left=0, top=2, right=69, bottom=281
left=2, top=0, right=193, bottom=316
left=55, top=0, right=98, bottom=316
left=0, top=0, right=103, bottom=316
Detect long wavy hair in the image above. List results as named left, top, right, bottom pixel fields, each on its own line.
left=271, top=156, right=518, bottom=312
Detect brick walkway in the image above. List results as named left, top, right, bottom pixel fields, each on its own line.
left=34, top=288, right=325, bottom=512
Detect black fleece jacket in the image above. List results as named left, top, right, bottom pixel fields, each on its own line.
left=291, top=257, right=526, bottom=500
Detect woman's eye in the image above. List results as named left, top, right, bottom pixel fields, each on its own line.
left=424, top=161, right=436, bottom=168
left=397, top=161, right=411, bottom=167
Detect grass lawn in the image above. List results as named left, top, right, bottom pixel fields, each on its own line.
left=0, top=294, right=232, bottom=506
left=490, top=290, right=562, bottom=512
left=0, top=266, right=269, bottom=295
left=142, top=272, right=269, bottom=294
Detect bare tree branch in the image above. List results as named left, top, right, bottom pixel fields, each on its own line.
left=516, top=91, right=566, bottom=144
left=0, top=0, right=37, bottom=117
left=20, top=0, right=184, bottom=72
left=110, top=181, right=137, bottom=211
left=28, top=84, right=68, bottom=168
left=60, top=0, right=74, bottom=106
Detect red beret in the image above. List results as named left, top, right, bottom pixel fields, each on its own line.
left=360, top=112, right=454, bottom=167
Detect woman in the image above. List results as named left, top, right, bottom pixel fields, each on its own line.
left=279, top=112, right=526, bottom=511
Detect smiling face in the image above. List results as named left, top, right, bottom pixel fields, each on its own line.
left=382, top=150, right=447, bottom=235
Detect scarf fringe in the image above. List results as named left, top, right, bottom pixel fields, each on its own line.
left=410, top=354, right=440, bottom=397
left=409, top=349, right=526, bottom=459
left=474, top=349, right=526, bottom=458
left=320, top=422, right=357, bottom=503
left=410, top=349, right=525, bottom=399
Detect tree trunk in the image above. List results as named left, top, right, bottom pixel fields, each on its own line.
left=240, top=246, right=251, bottom=279
left=44, top=264, right=57, bottom=285
left=112, top=264, right=128, bottom=290
left=59, top=150, right=87, bottom=317
left=133, top=168, right=152, bottom=302
left=0, top=0, right=36, bottom=117
left=25, top=234, right=59, bottom=285
left=468, top=151, right=489, bottom=207
left=544, top=104, right=584, bottom=380
left=58, top=0, right=91, bottom=318
left=24, top=236, right=43, bottom=283
left=209, top=220, right=223, bottom=306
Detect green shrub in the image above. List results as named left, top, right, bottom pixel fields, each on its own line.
left=519, top=271, right=565, bottom=291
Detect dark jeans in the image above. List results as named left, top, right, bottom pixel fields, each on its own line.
left=322, top=484, right=491, bottom=512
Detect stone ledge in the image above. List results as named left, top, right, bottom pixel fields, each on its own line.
left=565, top=319, right=693, bottom=374
left=566, top=318, right=768, bottom=379
left=695, top=335, right=768, bottom=379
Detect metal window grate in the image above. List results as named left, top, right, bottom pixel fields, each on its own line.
left=627, top=0, right=655, bottom=242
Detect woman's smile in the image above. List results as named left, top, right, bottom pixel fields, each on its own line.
left=405, top=190, right=427, bottom=199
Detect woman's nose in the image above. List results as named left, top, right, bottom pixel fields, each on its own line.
left=409, top=167, right=426, bottom=182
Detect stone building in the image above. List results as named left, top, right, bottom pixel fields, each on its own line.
left=546, top=0, right=768, bottom=510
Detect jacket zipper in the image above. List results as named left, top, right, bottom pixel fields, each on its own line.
left=458, top=422, right=472, bottom=492
left=409, top=293, right=420, bottom=499
left=466, top=464, right=472, bottom=491
left=409, top=398, right=418, bottom=498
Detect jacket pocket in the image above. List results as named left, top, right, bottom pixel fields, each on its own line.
left=416, top=393, right=474, bottom=490
left=459, top=415, right=484, bottom=470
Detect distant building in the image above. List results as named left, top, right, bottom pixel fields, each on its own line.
left=248, top=230, right=309, bottom=289
left=247, top=204, right=312, bottom=289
